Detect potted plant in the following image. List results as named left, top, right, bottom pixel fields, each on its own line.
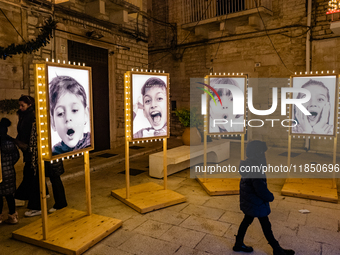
left=174, top=108, right=203, bottom=146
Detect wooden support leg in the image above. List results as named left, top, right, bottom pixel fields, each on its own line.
left=39, top=159, right=48, bottom=240
left=125, top=139, right=130, bottom=199
left=241, top=134, right=245, bottom=161
left=286, top=135, right=292, bottom=183
left=163, top=138, right=167, bottom=190
left=332, top=137, right=337, bottom=189
left=84, top=151, right=91, bottom=216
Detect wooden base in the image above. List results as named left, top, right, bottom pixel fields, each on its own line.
left=111, top=182, right=186, bottom=213
left=197, top=177, right=240, bottom=195
left=12, top=208, right=122, bottom=255
left=281, top=178, right=338, bottom=203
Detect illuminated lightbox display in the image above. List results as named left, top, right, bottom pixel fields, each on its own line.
left=36, top=63, right=94, bottom=160
left=207, top=75, right=247, bottom=135
left=130, top=72, right=170, bottom=141
left=290, top=75, right=338, bottom=136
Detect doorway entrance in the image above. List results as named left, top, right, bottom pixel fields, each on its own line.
left=68, top=40, right=110, bottom=151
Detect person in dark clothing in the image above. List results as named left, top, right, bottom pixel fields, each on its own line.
left=0, top=118, right=20, bottom=224
left=14, top=96, right=48, bottom=217
left=233, top=140, right=295, bottom=255
left=14, top=95, right=36, bottom=201
left=45, top=161, right=67, bottom=213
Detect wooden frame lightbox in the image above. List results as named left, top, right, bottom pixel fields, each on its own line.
left=40, top=62, right=94, bottom=161
left=206, top=74, right=247, bottom=136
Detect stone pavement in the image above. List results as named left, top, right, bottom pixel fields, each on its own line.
left=1, top=138, right=340, bottom=255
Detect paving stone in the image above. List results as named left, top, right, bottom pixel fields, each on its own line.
left=286, top=209, right=307, bottom=226
left=172, top=245, right=213, bottom=255
left=321, top=243, right=340, bottom=255
left=118, top=234, right=180, bottom=255
left=305, top=210, right=340, bottom=232
left=270, top=219, right=299, bottom=239
left=180, top=216, right=230, bottom=236
left=194, top=234, right=233, bottom=254
left=310, top=200, right=340, bottom=211
left=85, top=243, right=133, bottom=255
left=133, top=219, right=173, bottom=238
left=163, top=202, right=190, bottom=213
left=275, top=199, right=313, bottom=212
left=219, top=210, right=245, bottom=225
left=100, top=229, right=136, bottom=248
left=145, top=208, right=189, bottom=225
left=175, top=186, right=210, bottom=205
left=159, top=226, right=206, bottom=249
left=278, top=196, right=312, bottom=206
left=269, top=208, right=290, bottom=222
left=122, top=215, right=148, bottom=231
left=178, top=178, right=202, bottom=187
left=180, top=204, right=225, bottom=220
left=203, top=196, right=240, bottom=212
left=298, top=225, right=340, bottom=248
left=278, top=235, right=321, bottom=255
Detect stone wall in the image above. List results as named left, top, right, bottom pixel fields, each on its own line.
left=0, top=0, right=148, bottom=148
left=148, top=0, right=340, bottom=153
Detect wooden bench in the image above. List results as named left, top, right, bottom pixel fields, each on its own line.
left=149, top=139, right=230, bottom=178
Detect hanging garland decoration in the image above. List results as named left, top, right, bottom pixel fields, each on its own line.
left=0, top=17, right=57, bottom=60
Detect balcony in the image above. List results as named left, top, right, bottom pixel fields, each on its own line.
left=182, top=0, right=272, bottom=36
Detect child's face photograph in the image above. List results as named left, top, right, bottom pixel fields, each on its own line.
left=209, top=88, right=242, bottom=128
left=52, top=92, right=89, bottom=148
left=300, top=84, right=329, bottom=127
left=292, top=76, right=336, bottom=136
left=143, top=86, right=167, bottom=130
left=208, top=77, right=246, bottom=134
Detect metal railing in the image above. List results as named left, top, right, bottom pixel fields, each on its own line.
left=183, top=0, right=271, bottom=24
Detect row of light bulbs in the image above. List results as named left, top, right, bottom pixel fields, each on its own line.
left=46, top=58, right=85, bottom=66
left=294, top=70, right=336, bottom=75
left=131, top=68, right=165, bottom=73
left=132, top=139, right=164, bottom=144
left=210, top=73, right=244, bottom=76
left=50, top=152, right=85, bottom=164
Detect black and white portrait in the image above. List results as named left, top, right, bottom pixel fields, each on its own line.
left=47, top=65, right=93, bottom=156
left=131, top=73, right=169, bottom=140
left=291, top=75, right=337, bottom=136
left=208, top=77, right=246, bottom=134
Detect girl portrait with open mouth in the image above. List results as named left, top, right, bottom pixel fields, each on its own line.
left=292, top=77, right=336, bottom=135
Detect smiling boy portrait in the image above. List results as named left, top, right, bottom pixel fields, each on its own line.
left=132, top=75, right=168, bottom=139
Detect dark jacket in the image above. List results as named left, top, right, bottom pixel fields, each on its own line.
left=44, top=160, right=65, bottom=178
left=239, top=140, right=274, bottom=218
left=0, top=135, right=20, bottom=195
left=16, top=106, right=35, bottom=162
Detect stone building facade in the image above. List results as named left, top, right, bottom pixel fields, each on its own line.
left=0, top=0, right=148, bottom=149
left=148, top=0, right=340, bottom=153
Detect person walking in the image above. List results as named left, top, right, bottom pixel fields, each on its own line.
left=233, top=140, right=295, bottom=255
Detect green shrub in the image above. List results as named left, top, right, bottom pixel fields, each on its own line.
left=174, top=107, right=203, bottom=128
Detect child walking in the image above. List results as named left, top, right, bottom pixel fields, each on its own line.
left=233, top=140, right=295, bottom=255
left=0, top=118, right=20, bottom=224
